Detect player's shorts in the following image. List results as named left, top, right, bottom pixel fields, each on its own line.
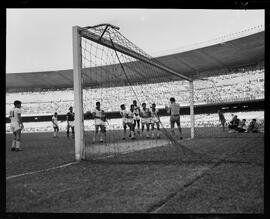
left=134, top=115, right=140, bottom=121
left=150, top=117, right=160, bottom=124
left=170, top=115, right=180, bottom=125
left=68, top=121, right=75, bottom=127
left=95, top=119, right=105, bottom=126
left=10, top=122, right=22, bottom=133
left=122, top=118, right=128, bottom=125
left=141, top=118, right=151, bottom=124
left=126, top=118, right=134, bottom=125
left=53, top=124, right=59, bottom=128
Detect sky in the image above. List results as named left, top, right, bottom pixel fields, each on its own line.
left=6, top=9, right=264, bottom=73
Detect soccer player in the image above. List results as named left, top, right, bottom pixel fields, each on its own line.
left=133, top=100, right=141, bottom=135
left=150, top=103, right=161, bottom=139
left=165, top=97, right=183, bottom=139
left=140, top=103, right=151, bottom=138
left=9, top=100, right=24, bottom=151
left=66, top=106, right=75, bottom=138
left=92, top=102, right=106, bottom=143
left=217, top=109, right=226, bottom=131
left=52, top=112, right=59, bottom=137
left=120, top=104, right=129, bottom=140
left=126, top=104, right=136, bottom=139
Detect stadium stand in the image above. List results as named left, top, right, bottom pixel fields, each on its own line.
left=6, top=64, right=264, bottom=116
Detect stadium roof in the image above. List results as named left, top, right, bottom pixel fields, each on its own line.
left=6, top=28, right=264, bottom=91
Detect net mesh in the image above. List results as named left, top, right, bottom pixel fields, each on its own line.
left=78, top=24, right=263, bottom=166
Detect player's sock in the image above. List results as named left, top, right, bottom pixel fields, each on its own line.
left=15, top=141, right=21, bottom=151
left=151, top=130, right=155, bottom=138
left=11, top=140, right=16, bottom=151
left=131, top=131, right=135, bottom=139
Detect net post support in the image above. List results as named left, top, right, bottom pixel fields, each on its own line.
left=189, top=80, right=195, bottom=139
left=73, top=26, right=85, bottom=161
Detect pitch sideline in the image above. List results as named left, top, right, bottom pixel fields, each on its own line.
left=6, top=161, right=79, bottom=180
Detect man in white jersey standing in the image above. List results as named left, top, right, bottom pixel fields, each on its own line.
left=126, top=104, right=136, bottom=140
left=133, top=100, right=141, bottom=135
left=9, top=100, right=24, bottom=151
left=140, top=103, right=151, bottom=138
left=166, top=97, right=183, bottom=139
left=120, top=104, right=129, bottom=140
left=92, top=102, right=106, bottom=143
left=150, top=103, right=161, bottom=139
left=52, top=112, right=59, bottom=137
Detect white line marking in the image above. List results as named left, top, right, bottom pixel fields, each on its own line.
left=6, top=162, right=78, bottom=180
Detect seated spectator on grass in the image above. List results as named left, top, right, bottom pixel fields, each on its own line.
left=236, top=119, right=247, bottom=133
left=246, top=119, right=259, bottom=133
left=228, top=115, right=240, bottom=133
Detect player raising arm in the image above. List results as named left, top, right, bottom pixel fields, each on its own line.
left=9, top=100, right=24, bottom=151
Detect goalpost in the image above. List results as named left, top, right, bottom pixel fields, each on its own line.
left=72, top=24, right=195, bottom=161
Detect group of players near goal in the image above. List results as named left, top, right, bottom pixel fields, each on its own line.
left=9, top=97, right=260, bottom=151
left=88, top=98, right=183, bottom=143
left=8, top=97, right=183, bottom=151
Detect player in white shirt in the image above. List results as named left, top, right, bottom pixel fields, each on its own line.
left=133, top=100, right=141, bottom=135
left=120, top=104, right=129, bottom=140
left=140, top=103, right=151, bottom=138
left=9, top=100, right=24, bottom=151
left=126, top=104, right=136, bottom=139
left=150, top=103, right=161, bottom=139
left=92, top=102, right=106, bottom=143
left=165, top=97, right=183, bottom=139
left=52, top=112, right=59, bottom=137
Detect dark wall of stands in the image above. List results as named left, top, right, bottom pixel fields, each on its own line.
left=5, top=99, right=264, bottom=123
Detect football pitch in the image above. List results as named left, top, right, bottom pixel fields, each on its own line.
left=5, top=128, right=264, bottom=213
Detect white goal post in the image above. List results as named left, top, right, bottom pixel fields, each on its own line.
left=72, top=25, right=195, bottom=161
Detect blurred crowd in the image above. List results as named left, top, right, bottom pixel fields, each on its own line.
left=6, top=64, right=264, bottom=116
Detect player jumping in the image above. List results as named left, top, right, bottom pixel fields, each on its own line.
left=9, top=100, right=24, bottom=151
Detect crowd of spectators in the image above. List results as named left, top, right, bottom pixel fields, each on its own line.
left=6, top=64, right=264, bottom=117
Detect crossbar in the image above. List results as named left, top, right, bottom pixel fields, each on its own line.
left=79, top=26, right=192, bottom=82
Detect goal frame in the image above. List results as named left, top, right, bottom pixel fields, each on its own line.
left=72, top=25, right=195, bottom=161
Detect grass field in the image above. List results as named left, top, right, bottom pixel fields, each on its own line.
left=5, top=128, right=264, bottom=213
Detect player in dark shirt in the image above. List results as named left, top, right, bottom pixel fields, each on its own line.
left=66, top=106, right=75, bottom=138
left=218, top=109, right=226, bottom=131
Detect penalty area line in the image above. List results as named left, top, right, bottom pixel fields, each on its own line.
left=6, top=161, right=79, bottom=180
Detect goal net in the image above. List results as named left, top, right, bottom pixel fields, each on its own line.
left=72, top=24, right=264, bottom=166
